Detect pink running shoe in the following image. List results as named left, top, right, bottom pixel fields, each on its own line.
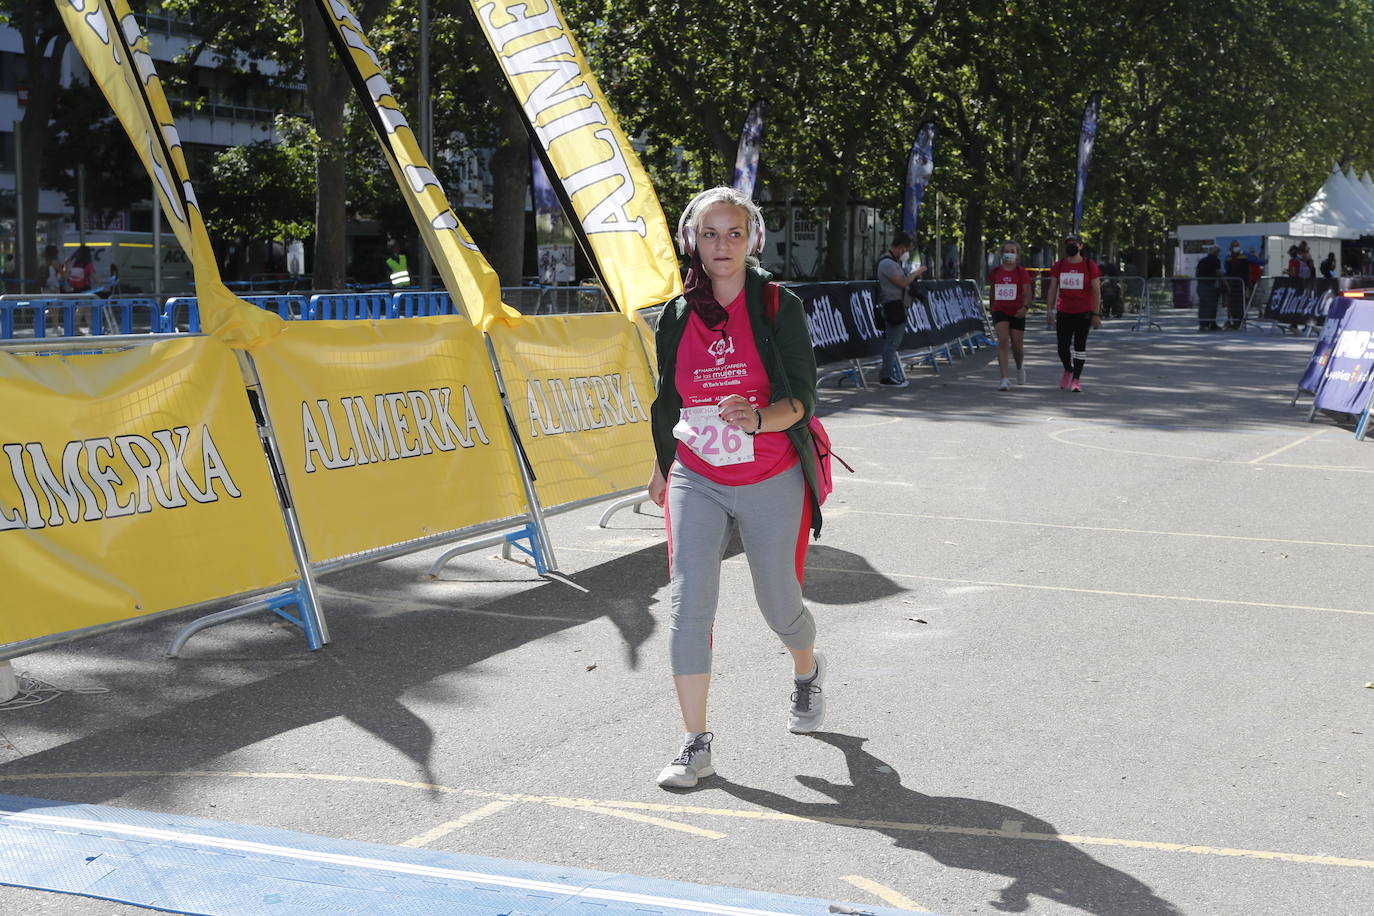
left=1060, top=371, right=1072, bottom=389
left=1070, top=379, right=1082, bottom=392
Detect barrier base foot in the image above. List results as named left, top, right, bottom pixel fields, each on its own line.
left=166, top=585, right=319, bottom=658
left=428, top=523, right=551, bottom=578
left=598, top=492, right=652, bottom=528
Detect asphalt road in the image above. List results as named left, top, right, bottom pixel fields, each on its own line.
left=1, top=322, right=1370, bottom=916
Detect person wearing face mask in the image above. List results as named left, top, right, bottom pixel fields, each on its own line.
left=987, top=241, right=1033, bottom=390
left=1044, top=234, right=1101, bottom=392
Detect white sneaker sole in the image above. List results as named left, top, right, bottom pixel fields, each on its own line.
left=657, top=763, right=715, bottom=788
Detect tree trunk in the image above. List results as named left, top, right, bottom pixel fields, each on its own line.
left=486, top=99, right=529, bottom=287
left=962, top=196, right=986, bottom=284
left=822, top=170, right=850, bottom=280
left=298, top=0, right=349, bottom=290
left=17, top=32, right=66, bottom=291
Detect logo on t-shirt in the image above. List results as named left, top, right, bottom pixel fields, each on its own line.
left=707, top=334, right=735, bottom=366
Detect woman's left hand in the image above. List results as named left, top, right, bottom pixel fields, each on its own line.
left=717, top=394, right=759, bottom=432
left=1091, top=314, right=1103, bottom=329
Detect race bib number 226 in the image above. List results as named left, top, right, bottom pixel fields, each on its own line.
left=673, top=406, right=754, bottom=466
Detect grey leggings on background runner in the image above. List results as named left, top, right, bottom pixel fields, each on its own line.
left=665, top=462, right=815, bottom=676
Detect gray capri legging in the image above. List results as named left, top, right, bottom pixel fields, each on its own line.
left=665, top=461, right=815, bottom=676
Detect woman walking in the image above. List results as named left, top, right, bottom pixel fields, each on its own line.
left=988, top=241, right=1033, bottom=390
left=1044, top=233, right=1101, bottom=392
left=647, top=186, right=826, bottom=789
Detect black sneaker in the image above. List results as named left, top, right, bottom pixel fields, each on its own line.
left=657, top=732, right=714, bottom=788
left=878, top=378, right=909, bottom=388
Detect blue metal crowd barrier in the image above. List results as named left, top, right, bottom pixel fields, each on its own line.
left=392, top=290, right=458, bottom=317
left=0, top=298, right=167, bottom=339
left=308, top=292, right=391, bottom=319
left=3, top=286, right=603, bottom=339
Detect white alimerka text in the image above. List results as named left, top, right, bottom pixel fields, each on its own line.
left=0, top=425, right=240, bottom=531
left=525, top=373, right=647, bottom=438
left=300, top=387, right=489, bottom=472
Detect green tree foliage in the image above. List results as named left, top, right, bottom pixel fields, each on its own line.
left=200, top=115, right=316, bottom=242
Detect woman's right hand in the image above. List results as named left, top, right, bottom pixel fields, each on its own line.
left=648, top=465, right=667, bottom=507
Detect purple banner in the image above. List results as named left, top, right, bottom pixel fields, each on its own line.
left=1073, top=92, right=1101, bottom=236
left=1297, top=298, right=1352, bottom=393
left=901, top=123, right=936, bottom=235
left=732, top=100, right=766, bottom=199
left=1312, top=300, right=1374, bottom=413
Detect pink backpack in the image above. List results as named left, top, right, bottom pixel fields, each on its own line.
left=764, top=283, right=853, bottom=505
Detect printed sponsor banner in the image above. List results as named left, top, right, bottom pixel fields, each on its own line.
left=1073, top=91, right=1102, bottom=236
left=732, top=100, right=766, bottom=199
left=471, top=0, right=683, bottom=312
left=1264, top=278, right=1340, bottom=324
left=533, top=146, right=576, bottom=284
left=57, top=0, right=280, bottom=349
left=250, top=319, right=527, bottom=563
left=488, top=314, right=656, bottom=508
left=786, top=280, right=985, bottom=365
left=0, top=338, right=297, bottom=646
left=312, top=0, right=519, bottom=329
left=1312, top=301, right=1374, bottom=414
left=901, top=123, right=935, bottom=236
left=1297, top=297, right=1353, bottom=393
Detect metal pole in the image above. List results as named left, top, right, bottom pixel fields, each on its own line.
left=483, top=334, right=558, bottom=572
left=14, top=120, right=26, bottom=293
left=243, top=354, right=330, bottom=647
left=934, top=192, right=942, bottom=280
left=152, top=180, right=163, bottom=298
left=417, top=0, right=434, bottom=290
left=784, top=194, right=793, bottom=279
left=77, top=164, right=87, bottom=245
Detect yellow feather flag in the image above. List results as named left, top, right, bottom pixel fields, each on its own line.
left=469, top=0, right=683, bottom=314
left=54, top=0, right=283, bottom=350
left=311, top=0, right=521, bottom=330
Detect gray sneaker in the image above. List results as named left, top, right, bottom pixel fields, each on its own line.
left=657, top=732, right=714, bottom=788
left=788, top=653, right=827, bottom=733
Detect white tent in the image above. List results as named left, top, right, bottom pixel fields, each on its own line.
left=1344, top=166, right=1374, bottom=215
left=1362, top=170, right=1374, bottom=200
left=1290, top=164, right=1373, bottom=235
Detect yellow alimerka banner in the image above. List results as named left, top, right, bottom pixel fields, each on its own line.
left=56, top=0, right=281, bottom=350
left=488, top=315, right=655, bottom=509
left=470, top=0, right=683, bottom=313
left=0, top=338, right=297, bottom=647
left=250, top=319, right=528, bottom=563
left=312, top=0, right=520, bottom=331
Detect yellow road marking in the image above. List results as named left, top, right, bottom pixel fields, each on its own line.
left=545, top=799, right=725, bottom=839
left=3, top=771, right=1373, bottom=871
left=802, top=565, right=1374, bottom=618
left=840, top=875, right=925, bottom=911
left=844, top=510, right=1374, bottom=550
left=1049, top=426, right=1374, bottom=473
left=558, top=546, right=1374, bottom=617
left=401, top=800, right=513, bottom=847
left=1249, top=429, right=1329, bottom=464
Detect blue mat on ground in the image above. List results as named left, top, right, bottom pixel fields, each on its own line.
left=0, top=793, right=920, bottom=916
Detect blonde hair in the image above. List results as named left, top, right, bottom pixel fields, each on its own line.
left=677, top=186, right=765, bottom=261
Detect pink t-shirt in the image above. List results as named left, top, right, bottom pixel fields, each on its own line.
left=674, top=291, right=797, bottom=485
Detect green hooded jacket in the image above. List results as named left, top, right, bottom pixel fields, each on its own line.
left=649, top=265, right=823, bottom=537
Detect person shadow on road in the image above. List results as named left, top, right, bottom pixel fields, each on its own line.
left=714, top=732, right=1182, bottom=916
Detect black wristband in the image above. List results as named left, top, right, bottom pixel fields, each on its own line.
left=745, top=407, right=761, bottom=437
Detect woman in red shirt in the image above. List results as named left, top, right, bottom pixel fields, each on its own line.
left=1044, top=234, right=1102, bottom=392
left=987, top=241, right=1033, bottom=390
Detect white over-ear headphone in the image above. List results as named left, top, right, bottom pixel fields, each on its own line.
left=677, top=189, right=766, bottom=257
